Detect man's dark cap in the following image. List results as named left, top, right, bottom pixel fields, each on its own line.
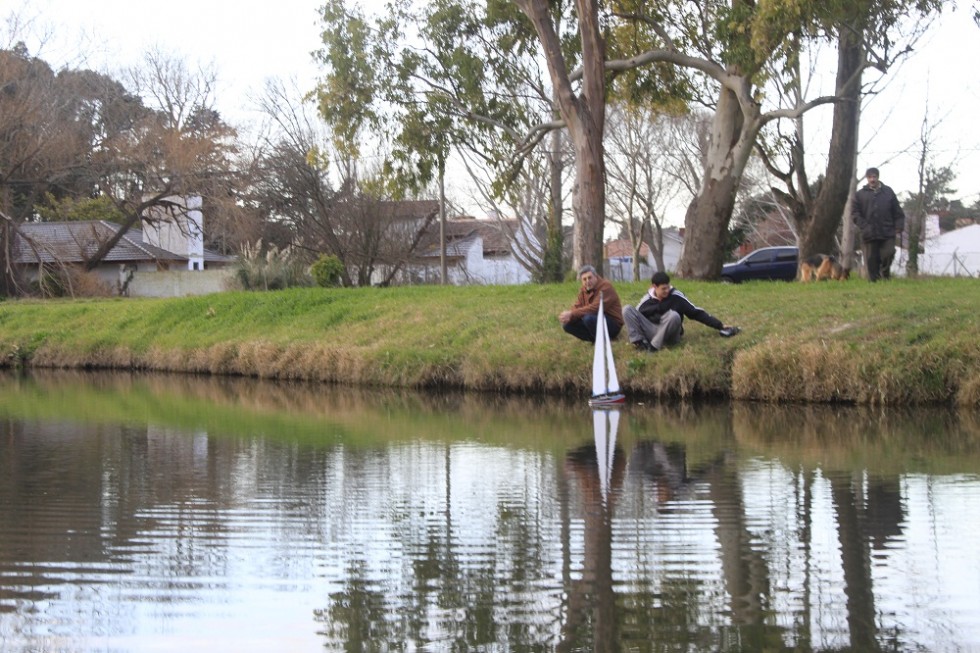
left=865, top=167, right=880, bottom=177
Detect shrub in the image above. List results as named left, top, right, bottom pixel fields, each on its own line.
left=30, top=265, right=114, bottom=298
left=233, top=240, right=313, bottom=291
left=310, top=254, right=345, bottom=287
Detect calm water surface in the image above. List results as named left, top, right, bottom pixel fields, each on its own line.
left=1, top=371, right=979, bottom=652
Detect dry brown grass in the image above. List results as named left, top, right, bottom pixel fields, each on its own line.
left=956, top=372, right=980, bottom=407
left=731, top=340, right=857, bottom=402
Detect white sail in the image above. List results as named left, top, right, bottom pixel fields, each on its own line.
left=591, top=295, right=621, bottom=396
left=591, top=296, right=608, bottom=395
left=603, top=312, right=620, bottom=394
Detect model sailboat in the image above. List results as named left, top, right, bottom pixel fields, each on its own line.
left=589, top=294, right=625, bottom=406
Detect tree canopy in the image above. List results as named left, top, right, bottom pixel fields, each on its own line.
left=313, top=0, right=947, bottom=278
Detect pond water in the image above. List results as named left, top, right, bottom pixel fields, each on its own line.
left=1, top=371, right=979, bottom=652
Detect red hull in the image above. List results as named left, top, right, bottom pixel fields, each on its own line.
left=588, top=393, right=626, bottom=407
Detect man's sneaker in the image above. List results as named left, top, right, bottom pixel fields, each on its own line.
left=632, top=340, right=656, bottom=352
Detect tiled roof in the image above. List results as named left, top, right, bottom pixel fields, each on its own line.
left=12, top=220, right=234, bottom=265
left=332, top=199, right=441, bottom=223
left=605, top=239, right=651, bottom=258
left=604, top=229, right=685, bottom=259
left=417, top=217, right=521, bottom=258
left=378, top=200, right=440, bottom=221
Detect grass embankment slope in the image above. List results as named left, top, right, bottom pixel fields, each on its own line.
left=0, top=277, right=977, bottom=405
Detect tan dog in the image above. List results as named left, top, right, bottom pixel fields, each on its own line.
left=800, top=254, right=849, bottom=282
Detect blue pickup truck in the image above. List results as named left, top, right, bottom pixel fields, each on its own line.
left=721, top=246, right=799, bottom=283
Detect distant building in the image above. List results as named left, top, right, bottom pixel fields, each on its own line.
left=736, top=209, right=798, bottom=258
left=12, top=196, right=236, bottom=297
left=604, top=228, right=684, bottom=281
left=143, top=195, right=207, bottom=270
left=381, top=215, right=540, bottom=286
left=895, top=222, right=980, bottom=277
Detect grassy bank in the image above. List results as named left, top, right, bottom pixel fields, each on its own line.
left=1, top=277, right=978, bottom=406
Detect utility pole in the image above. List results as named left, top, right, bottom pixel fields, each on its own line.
left=439, top=161, right=447, bottom=285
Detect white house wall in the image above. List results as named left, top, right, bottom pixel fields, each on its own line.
left=447, top=236, right=532, bottom=285
left=894, top=224, right=980, bottom=278
left=144, top=196, right=205, bottom=270
left=662, top=237, right=683, bottom=272
left=128, top=269, right=237, bottom=297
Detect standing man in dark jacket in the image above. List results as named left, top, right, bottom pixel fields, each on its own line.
left=559, top=265, right=624, bottom=343
left=624, top=271, right=739, bottom=352
left=852, top=167, right=905, bottom=281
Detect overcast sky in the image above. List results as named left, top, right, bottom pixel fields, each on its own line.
left=14, top=0, right=325, bottom=126
left=8, top=0, right=980, bottom=215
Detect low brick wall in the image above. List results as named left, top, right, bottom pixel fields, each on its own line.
left=128, top=269, right=237, bottom=298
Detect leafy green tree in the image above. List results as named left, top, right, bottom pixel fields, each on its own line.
left=312, top=0, right=947, bottom=280
left=0, top=45, right=150, bottom=295
left=314, top=0, right=570, bottom=278
left=35, top=195, right=127, bottom=223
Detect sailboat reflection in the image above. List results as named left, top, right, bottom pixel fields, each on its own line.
left=592, top=408, right=619, bottom=506
left=560, top=408, right=626, bottom=652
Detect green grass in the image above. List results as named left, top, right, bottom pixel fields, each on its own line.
left=1, top=277, right=978, bottom=405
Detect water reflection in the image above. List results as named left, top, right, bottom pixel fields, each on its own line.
left=0, top=371, right=978, bottom=651
left=560, top=409, right=624, bottom=652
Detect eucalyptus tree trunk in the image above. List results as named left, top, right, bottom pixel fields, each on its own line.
left=439, top=163, right=447, bottom=285
left=0, top=216, right=13, bottom=297
left=801, top=24, right=864, bottom=260
left=677, top=84, right=759, bottom=279
left=515, top=0, right=607, bottom=272
left=841, top=174, right=861, bottom=274
left=570, top=124, right=606, bottom=271
left=541, top=125, right=565, bottom=282
left=632, top=221, right=648, bottom=282
left=650, top=221, right=666, bottom=274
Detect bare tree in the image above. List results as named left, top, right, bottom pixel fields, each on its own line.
left=251, top=79, right=440, bottom=286
left=903, top=104, right=956, bottom=277
left=124, top=47, right=218, bottom=131
left=77, top=49, right=242, bottom=270
left=456, top=126, right=572, bottom=282
left=0, top=46, right=136, bottom=293
left=605, top=106, right=693, bottom=278
left=757, top=9, right=940, bottom=272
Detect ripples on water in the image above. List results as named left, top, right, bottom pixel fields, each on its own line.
left=0, top=371, right=979, bottom=651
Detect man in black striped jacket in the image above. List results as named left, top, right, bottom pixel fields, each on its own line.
left=624, top=271, right=739, bottom=352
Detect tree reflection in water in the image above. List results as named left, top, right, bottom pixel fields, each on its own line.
left=0, top=371, right=978, bottom=651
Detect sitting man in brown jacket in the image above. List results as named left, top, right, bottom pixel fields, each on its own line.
left=558, top=265, right=624, bottom=343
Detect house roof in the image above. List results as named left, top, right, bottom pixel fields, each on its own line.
left=605, top=239, right=651, bottom=258
left=12, top=220, right=234, bottom=266
left=417, top=217, right=521, bottom=258
left=604, top=229, right=684, bottom=258
left=348, top=199, right=439, bottom=221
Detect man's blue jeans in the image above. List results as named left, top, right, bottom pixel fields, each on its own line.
left=563, top=314, right=622, bottom=343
